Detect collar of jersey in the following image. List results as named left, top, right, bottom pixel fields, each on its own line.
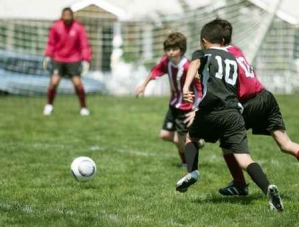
left=169, top=56, right=188, bottom=68
left=209, top=46, right=228, bottom=52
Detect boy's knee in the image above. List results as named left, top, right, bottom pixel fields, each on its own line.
left=159, top=131, right=173, bottom=141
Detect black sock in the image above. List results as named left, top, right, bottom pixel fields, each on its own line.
left=185, top=142, right=199, bottom=173
left=246, top=163, right=270, bottom=195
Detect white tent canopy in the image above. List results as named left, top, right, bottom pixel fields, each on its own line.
left=0, top=0, right=213, bottom=21
left=1, top=0, right=298, bottom=24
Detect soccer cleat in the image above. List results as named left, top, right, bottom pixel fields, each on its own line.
left=43, top=104, right=53, bottom=115
left=176, top=170, right=199, bottom=193
left=218, top=180, right=249, bottom=196
left=267, top=184, right=284, bottom=212
left=80, top=108, right=90, bottom=116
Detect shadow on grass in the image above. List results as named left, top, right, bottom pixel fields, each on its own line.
left=191, top=193, right=262, bottom=205
left=191, top=193, right=290, bottom=205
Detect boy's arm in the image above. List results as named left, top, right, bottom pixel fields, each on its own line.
left=135, top=56, right=167, bottom=97
left=135, top=72, right=154, bottom=97
left=183, top=59, right=201, bottom=102
left=43, top=24, right=56, bottom=70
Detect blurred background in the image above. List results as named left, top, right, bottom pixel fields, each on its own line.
left=0, top=0, right=299, bottom=96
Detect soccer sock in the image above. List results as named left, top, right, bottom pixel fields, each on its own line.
left=75, top=85, right=87, bottom=108
left=296, top=150, right=299, bottom=160
left=246, top=162, right=270, bottom=195
left=185, top=142, right=199, bottom=173
left=178, top=151, right=186, bottom=164
left=223, top=153, right=246, bottom=187
left=47, top=87, right=56, bottom=105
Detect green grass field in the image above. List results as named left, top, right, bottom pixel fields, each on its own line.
left=0, top=95, right=299, bottom=227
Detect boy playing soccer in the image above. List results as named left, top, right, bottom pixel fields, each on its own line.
left=135, top=32, right=203, bottom=167
left=208, top=19, right=299, bottom=197
left=175, top=20, right=283, bottom=212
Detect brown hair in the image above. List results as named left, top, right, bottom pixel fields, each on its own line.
left=163, top=32, right=187, bottom=54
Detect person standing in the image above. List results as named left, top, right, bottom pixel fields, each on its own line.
left=43, top=7, right=92, bottom=116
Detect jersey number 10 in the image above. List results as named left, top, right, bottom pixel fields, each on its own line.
left=215, top=56, right=238, bottom=86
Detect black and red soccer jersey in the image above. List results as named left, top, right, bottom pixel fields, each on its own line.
left=226, top=45, right=264, bottom=103
left=150, top=56, right=202, bottom=111
left=192, top=48, right=240, bottom=111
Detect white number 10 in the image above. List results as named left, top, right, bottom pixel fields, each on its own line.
left=215, top=55, right=238, bottom=85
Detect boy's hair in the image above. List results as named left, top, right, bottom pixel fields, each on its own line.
left=163, top=32, right=187, bottom=54
left=62, top=7, right=74, bottom=16
left=215, top=19, right=233, bottom=45
left=201, top=19, right=233, bottom=45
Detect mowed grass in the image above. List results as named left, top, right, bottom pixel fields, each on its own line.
left=0, top=94, right=299, bottom=227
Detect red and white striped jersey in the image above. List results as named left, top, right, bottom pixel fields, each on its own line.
left=150, top=55, right=202, bottom=110
left=226, top=45, right=264, bottom=103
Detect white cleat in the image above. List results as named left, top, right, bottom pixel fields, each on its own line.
left=267, top=184, right=284, bottom=212
left=176, top=170, right=199, bottom=193
left=43, top=104, right=53, bottom=116
left=80, top=108, right=90, bottom=116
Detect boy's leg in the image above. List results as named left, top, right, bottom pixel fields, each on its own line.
left=271, top=130, right=299, bottom=160
left=176, top=135, right=200, bottom=193
left=47, top=75, right=61, bottom=105
left=67, top=62, right=89, bottom=115
left=173, top=132, right=187, bottom=165
left=234, top=153, right=284, bottom=212
left=160, top=130, right=186, bottom=166
left=219, top=149, right=248, bottom=196
left=161, top=106, right=187, bottom=165
left=72, top=76, right=87, bottom=109
left=44, top=74, right=61, bottom=115
left=185, top=136, right=200, bottom=173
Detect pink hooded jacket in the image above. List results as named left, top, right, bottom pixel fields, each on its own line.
left=45, top=20, right=92, bottom=63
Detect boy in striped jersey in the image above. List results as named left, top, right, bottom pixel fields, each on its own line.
left=135, top=32, right=203, bottom=167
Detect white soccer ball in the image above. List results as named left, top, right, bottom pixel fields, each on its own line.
left=71, top=156, right=97, bottom=182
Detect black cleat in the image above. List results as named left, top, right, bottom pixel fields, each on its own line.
left=218, top=180, right=249, bottom=196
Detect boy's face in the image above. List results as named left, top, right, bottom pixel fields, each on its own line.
left=165, top=47, right=182, bottom=64
left=62, top=10, right=73, bottom=25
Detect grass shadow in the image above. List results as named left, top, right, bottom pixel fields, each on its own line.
left=191, top=192, right=290, bottom=206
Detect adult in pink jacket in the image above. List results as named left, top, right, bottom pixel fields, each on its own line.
left=43, top=7, right=92, bottom=116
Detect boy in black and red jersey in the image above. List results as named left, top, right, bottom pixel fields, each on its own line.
left=175, top=20, right=283, bottom=212
left=135, top=32, right=203, bottom=167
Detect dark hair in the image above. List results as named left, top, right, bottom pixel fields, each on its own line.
left=62, top=7, right=74, bottom=15
left=163, top=32, right=187, bottom=54
left=200, top=19, right=233, bottom=45
left=215, top=19, right=233, bottom=45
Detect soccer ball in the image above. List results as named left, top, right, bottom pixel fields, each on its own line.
left=71, top=156, right=97, bottom=182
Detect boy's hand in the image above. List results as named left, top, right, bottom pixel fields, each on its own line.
left=183, top=88, right=194, bottom=103
left=135, top=85, right=146, bottom=97
left=43, top=57, right=51, bottom=71
left=81, top=61, right=90, bottom=76
left=184, top=109, right=197, bottom=127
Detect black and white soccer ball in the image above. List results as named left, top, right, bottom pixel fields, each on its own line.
left=71, top=156, right=97, bottom=181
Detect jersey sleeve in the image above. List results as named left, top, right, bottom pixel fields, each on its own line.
left=79, top=24, right=92, bottom=62
left=192, top=50, right=205, bottom=61
left=150, top=56, right=168, bottom=80
left=44, top=23, right=57, bottom=57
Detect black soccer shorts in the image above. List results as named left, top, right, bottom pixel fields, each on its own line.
left=242, top=89, right=286, bottom=135
left=188, top=109, right=249, bottom=154
left=162, top=105, right=191, bottom=135
left=50, top=61, right=82, bottom=77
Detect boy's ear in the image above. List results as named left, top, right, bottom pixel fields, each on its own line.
left=222, top=38, right=225, bottom=46
left=201, top=38, right=208, bottom=49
